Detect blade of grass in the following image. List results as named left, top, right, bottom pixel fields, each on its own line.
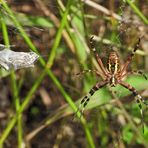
left=58, top=0, right=96, bottom=93
left=125, top=0, right=148, bottom=24
left=0, top=1, right=95, bottom=147
left=0, top=12, right=23, bottom=148
left=0, top=68, right=95, bottom=148
left=1, top=0, right=67, bottom=68
left=3, top=12, right=54, bottom=28
left=35, top=0, right=76, bottom=54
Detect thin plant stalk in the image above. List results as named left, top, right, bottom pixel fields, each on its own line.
left=125, top=0, right=148, bottom=24
left=0, top=12, right=23, bottom=148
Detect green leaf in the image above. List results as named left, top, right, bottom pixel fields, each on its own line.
left=122, top=125, right=133, bottom=144
left=3, top=12, right=54, bottom=28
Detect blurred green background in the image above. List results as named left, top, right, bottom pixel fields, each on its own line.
left=0, top=0, right=148, bottom=147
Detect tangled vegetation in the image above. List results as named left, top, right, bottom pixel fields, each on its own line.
left=0, top=0, right=148, bottom=147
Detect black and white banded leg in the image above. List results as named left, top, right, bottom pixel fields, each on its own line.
left=131, top=70, right=147, bottom=80
left=75, top=80, right=109, bottom=118
left=120, top=38, right=141, bottom=75
left=89, top=36, right=108, bottom=76
left=119, top=81, right=148, bottom=132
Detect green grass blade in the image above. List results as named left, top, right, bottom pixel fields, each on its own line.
left=0, top=12, right=23, bottom=148
left=4, top=13, right=54, bottom=28
left=126, top=0, right=148, bottom=24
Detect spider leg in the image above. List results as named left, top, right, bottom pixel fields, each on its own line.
left=121, top=70, right=147, bottom=80
left=74, top=69, right=102, bottom=77
left=120, top=38, right=141, bottom=77
left=118, top=81, right=147, bottom=132
left=130, top=70, right=147, bottom=80
left=75, top=80, right=109, bottom=118
left=90, top=36, right=108, bottom=76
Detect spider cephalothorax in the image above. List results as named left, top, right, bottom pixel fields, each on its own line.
left=76, top=36, right=147, bottom=129
left=107, top=51, right=121, bottom=87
